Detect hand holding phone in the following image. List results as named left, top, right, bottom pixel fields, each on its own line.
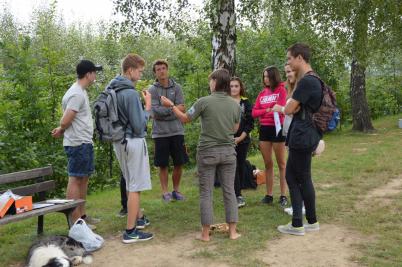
left=141, top=90, right=152, bottom=111
left=160, top=96, right=174, bottom=108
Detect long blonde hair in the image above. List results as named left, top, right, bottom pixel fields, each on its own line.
left=285, top=64, right=297, bottom=99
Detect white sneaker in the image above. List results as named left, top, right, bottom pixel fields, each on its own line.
left=277, top=223, right=305, bottom=236
left=284, top=206, right=305, bottom=216
left=303, top=222, right=320, bottom=232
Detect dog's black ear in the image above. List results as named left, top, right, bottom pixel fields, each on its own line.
left=42, top=257, right=72, bottom=267
left=66, top=237, right=84, bottom=248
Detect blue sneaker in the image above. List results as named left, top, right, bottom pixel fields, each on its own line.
left=136, top=215, right=150, bottom=229
left=122, top=229, right=153, bottom=244
left=172, top=191, right=185, bottom=201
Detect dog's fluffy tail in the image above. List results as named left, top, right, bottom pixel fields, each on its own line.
left=82, top=255, right=93, bottom=265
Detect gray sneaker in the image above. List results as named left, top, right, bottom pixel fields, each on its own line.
left=303, top=222, right=320, bottom=232
left=277, top=223, right=305, bottom=236
left=162, top=192, right=173, bottom=202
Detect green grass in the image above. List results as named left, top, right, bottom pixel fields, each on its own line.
left=1, top=114, right=401, bottom=266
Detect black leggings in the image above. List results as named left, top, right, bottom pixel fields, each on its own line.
left=286, top=148, right=317, bottom=227
left=234, top=142, right=249, bottom=197
left=120, top=174, right=127, bottom=209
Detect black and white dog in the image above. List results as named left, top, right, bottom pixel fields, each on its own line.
left=26, top=235, right=93, bottom=267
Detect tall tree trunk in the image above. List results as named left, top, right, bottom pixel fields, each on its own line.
left=211, top=0, right=236, bottom=75
left=350, top=0, right=374, bottom=132
left=350, top=59, right=374, bottom=131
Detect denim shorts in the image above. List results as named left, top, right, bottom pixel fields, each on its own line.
left=64, top=143, right=94, bottom=177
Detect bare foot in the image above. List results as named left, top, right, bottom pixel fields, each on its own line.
left=195, top=233, right=210, bottom=242
left=229, top=233, right=241, bottom=240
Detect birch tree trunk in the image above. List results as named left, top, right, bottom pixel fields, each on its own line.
left=350, top=0, right=374, bottom=132
left=211, top=0, right=236, bottom=75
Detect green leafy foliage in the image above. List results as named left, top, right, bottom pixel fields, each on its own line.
left=0, top=2, right=400, bottom=191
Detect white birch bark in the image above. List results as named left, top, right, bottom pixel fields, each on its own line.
left=211, top=0, right=236, bottom=75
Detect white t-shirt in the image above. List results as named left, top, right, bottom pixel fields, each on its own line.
left=62, top=82, right=93, bottom=146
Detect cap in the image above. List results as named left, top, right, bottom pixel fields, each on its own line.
left=76, top=60, right=103, bottom=77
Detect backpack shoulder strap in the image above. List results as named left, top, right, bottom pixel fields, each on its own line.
left=305, top=71, right=324, bottom=87
left=300, top=71, right=324, bottom=119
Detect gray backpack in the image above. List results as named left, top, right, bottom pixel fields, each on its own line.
left=93, top=86, right=127, bottom=142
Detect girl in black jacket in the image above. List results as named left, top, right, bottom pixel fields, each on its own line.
left=230, top=77, right=254, bottom=207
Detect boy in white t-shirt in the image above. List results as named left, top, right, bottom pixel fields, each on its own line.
left=51, top=60, right=102, bottom=225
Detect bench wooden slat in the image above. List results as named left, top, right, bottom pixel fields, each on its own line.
left=1, top=180, right=56, bottom=196
left=0, top=199, right=85, bottom=225
left=0, top=166, right=53, bottom=185
left=0, top=166, right=86, bottom=234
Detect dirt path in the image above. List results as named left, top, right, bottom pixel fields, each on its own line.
left=92, top=233, right=230, bottom=267
left=256, top=224, right=364, bottom=267
left=356, top=175, right=402, bottom=208
left=91, top=224, right=365, bottom=267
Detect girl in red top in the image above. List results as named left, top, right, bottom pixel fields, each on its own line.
left=252, top=66, right=288, bottom=207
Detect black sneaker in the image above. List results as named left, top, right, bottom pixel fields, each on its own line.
left=117, top=207, right=127, bottom=217
left=237, top=196, right=246, bottom=208
left=261, top=195, right=273, bottom=204
left=279, top=196, right=288, bottom=208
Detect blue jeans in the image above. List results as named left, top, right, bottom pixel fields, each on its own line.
left=64, top=143, right=94, bottom=177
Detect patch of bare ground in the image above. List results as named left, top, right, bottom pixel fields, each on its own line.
left=356, top=175, right=402, bottom=209
left=92, top=233, right=230, bottom=267
left=352, top=148, right=367, bottom=153
left=256, top=224, right=365, bottom=267
left=316, top=182, right=339, bottom=189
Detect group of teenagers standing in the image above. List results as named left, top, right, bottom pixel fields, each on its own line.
left=52, top=42, right=322, bottom=244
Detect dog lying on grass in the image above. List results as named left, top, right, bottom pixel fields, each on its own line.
left=26, top=235, right=93, bottom=267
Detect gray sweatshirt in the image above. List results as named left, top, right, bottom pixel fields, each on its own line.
left=148, top=79, right=185, bottom=138
left=108, top=75, right=149, bottom=138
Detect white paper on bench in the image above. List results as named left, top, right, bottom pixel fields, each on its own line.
left=46, top=199, right=74, bottom=204
left=32, top=203, right=55, bottom=210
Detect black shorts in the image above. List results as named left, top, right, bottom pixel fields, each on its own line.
left=259, top=125, right=286, bottom=143
left=153, top=135, right=189, bottom=167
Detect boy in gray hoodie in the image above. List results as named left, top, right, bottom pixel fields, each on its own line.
left=110, top=54, right=153, bottom=243
left=148, top=59, right=188, bottom=202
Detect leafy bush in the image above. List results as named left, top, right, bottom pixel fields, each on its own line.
left=366, top=77, right=400, bottom=119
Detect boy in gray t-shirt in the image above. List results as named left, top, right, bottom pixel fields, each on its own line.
left=51, top=60, right=101, bottom=225
left=61, top=82, right=93, bottom=147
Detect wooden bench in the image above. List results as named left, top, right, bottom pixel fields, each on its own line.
left=0, top=165, right=85, bottom=234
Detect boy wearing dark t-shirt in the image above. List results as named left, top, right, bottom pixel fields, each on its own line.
left=277, top=43, right=322, bottom=236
